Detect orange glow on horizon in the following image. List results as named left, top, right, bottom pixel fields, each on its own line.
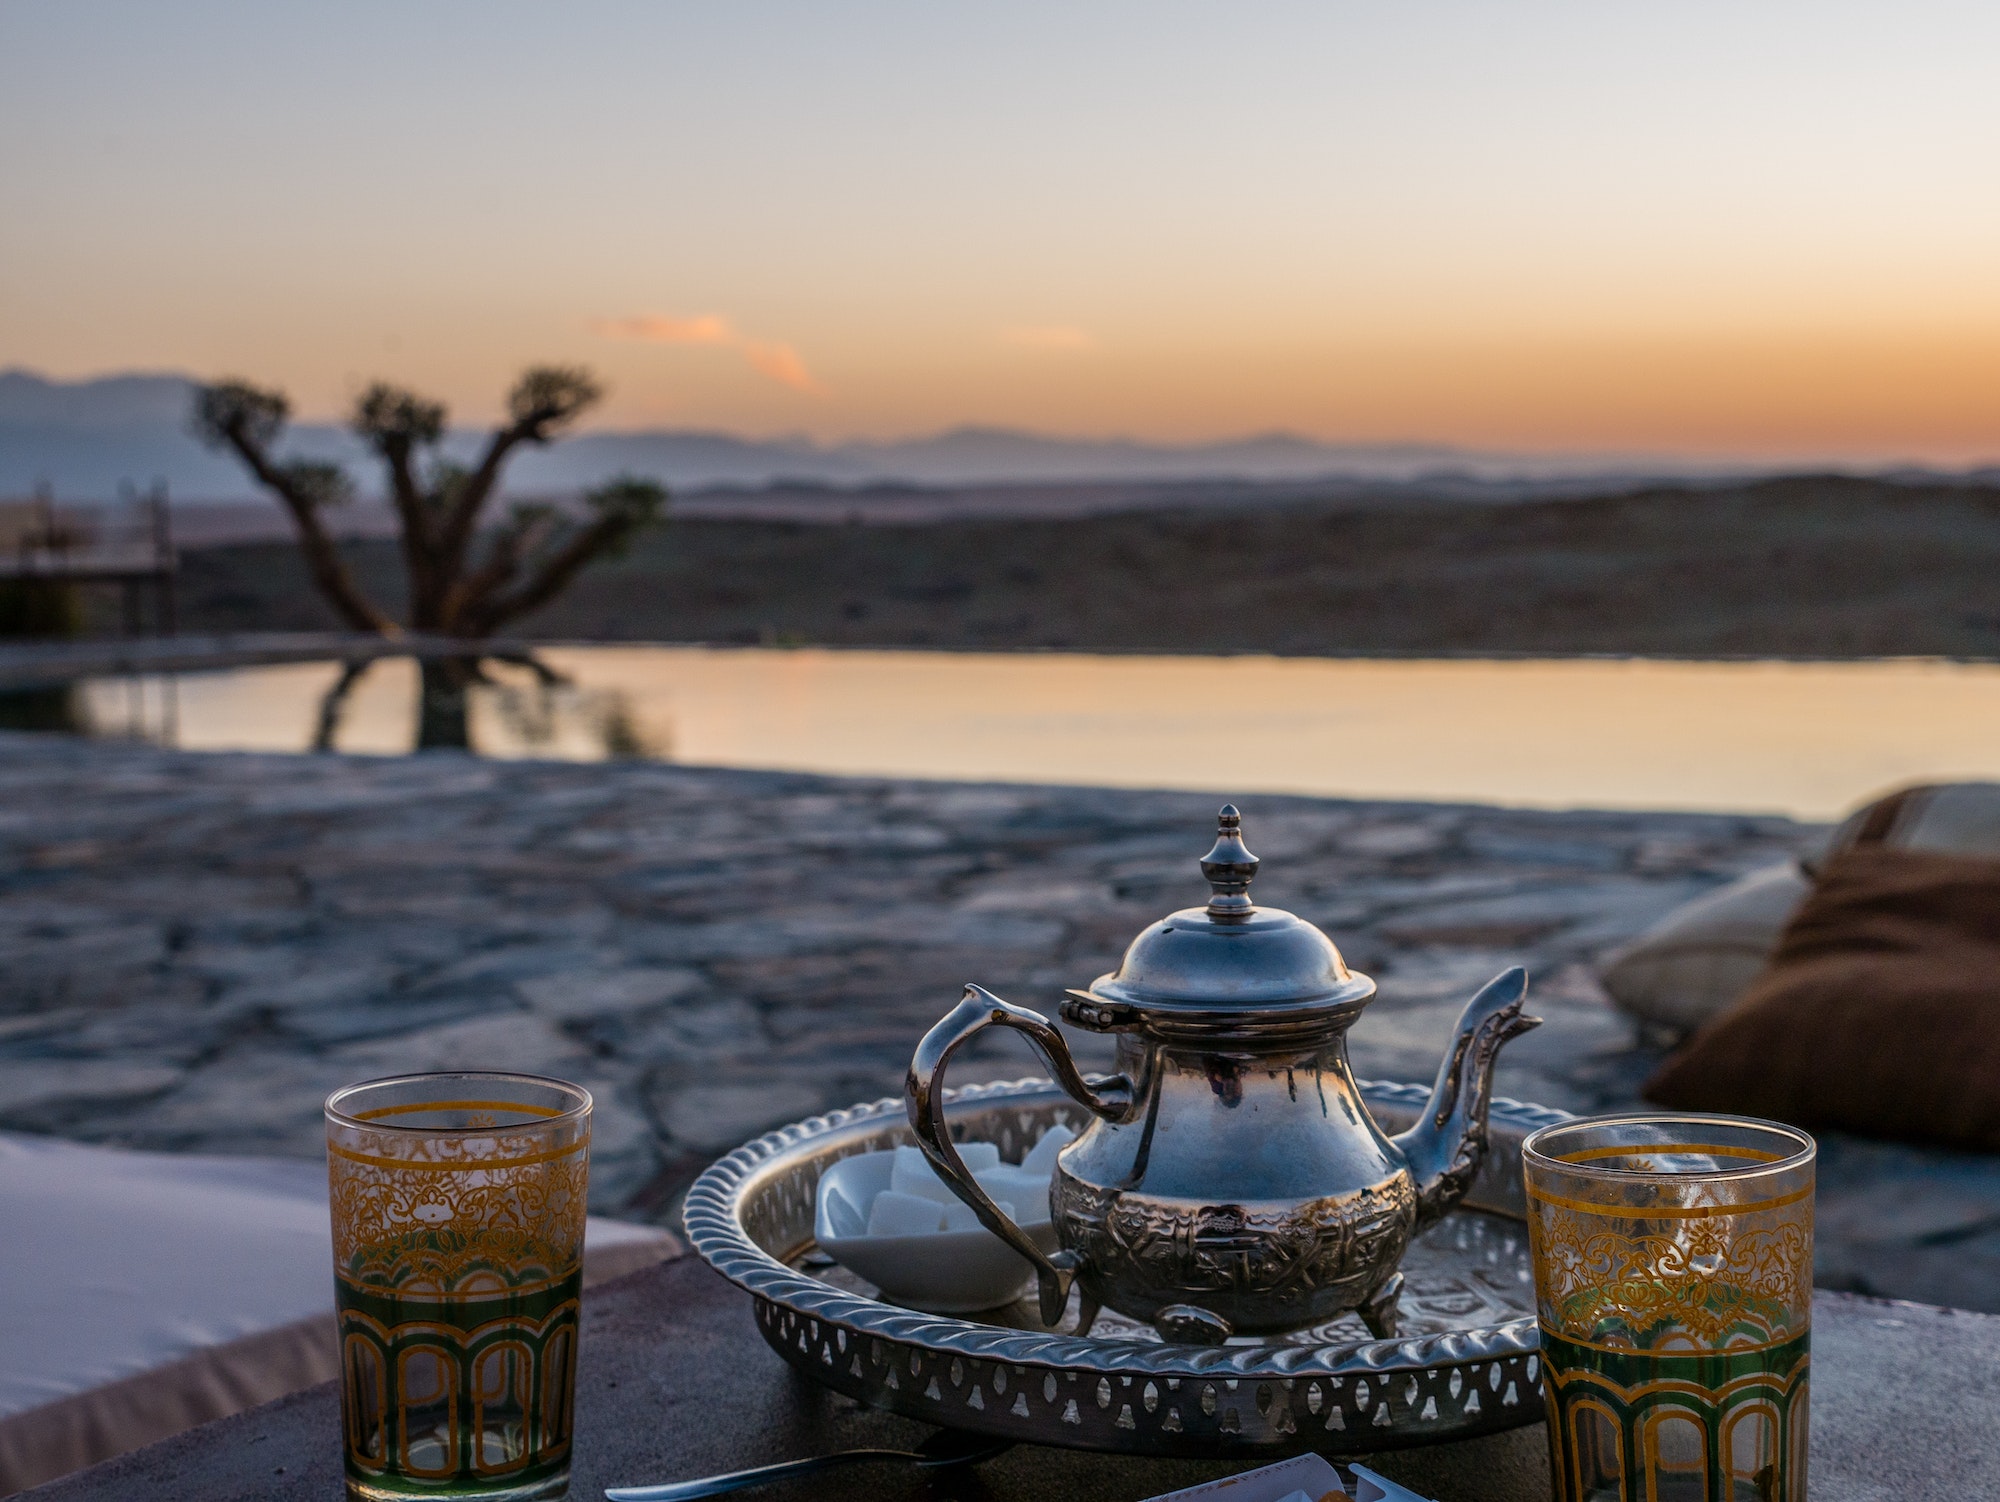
left=8, top=6, right=2000, bottom=463
left=577, top=326, right=2000, bottom=462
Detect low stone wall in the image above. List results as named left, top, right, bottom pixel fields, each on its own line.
left=2, top=733, right=1995, bottom=1309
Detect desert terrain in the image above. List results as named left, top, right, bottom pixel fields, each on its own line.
left=169, top=474, right=2000, bottom=659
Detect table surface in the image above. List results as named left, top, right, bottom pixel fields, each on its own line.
left=25, top=1254, right=2000, bottom=1502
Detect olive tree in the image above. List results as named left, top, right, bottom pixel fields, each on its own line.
left=192, top=367, right=663, bottom=748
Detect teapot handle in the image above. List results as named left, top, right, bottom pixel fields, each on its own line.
left=906, top=984, right=1134, bottom=1325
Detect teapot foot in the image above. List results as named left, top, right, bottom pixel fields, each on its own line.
left=1357, top=1272, right=1405, bottom=1339
left=1154, top=1304, right=1234, bottom=1346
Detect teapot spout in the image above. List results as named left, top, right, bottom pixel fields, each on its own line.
left=1391, top=967, right=1540, bottom=1233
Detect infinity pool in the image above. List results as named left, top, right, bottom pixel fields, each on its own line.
left=79, top=646, right=2000, bottom=819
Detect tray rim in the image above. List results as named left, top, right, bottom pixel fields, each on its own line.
left=683, top=1076, right=1570, bottom=1380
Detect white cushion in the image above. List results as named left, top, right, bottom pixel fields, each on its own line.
left=1886, top=782, right=2000, bottom=856
left=0, top=1132, right=672, bottom=1422
left=0, top=1133, right=334, bottom=1422
left=1599, top=862, right=1811, bottom=1036
left=1600, top=781, right=2000, bottom=1037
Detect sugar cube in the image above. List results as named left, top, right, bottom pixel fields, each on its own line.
left=866, top=1189, right=947, bottom=1237
left=975, top=1165, right=1051, bottom=1222
left=891, top=1142, right=1000, bottom=1201
left=1020, top=1123, right=1075, bottom=1175
left=939, top=1196, right=1012, bottom=1232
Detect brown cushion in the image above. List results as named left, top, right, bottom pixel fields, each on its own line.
left=1644, top=844, right=2000, bottom=1151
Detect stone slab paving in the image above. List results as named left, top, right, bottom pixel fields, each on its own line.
left=2, top=732, right=1997, bottom=1310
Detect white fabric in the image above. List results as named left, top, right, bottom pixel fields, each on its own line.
left=0, top=1131, right=667, bottom=1422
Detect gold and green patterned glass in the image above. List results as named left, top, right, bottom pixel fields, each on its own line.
left=1522, top=1113, right=1815, bottom=1502
left=326, top=1072, right=592, bottom=1502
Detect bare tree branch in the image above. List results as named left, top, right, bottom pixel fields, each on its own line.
left=466, top=477, right=664, bottom=634
left=191, top=365, right=653, bottom=742
left=438, top=504, right=558, bottom=628
left=434, top=366, right=602, bottom=581
left=191, top=381, right=397, bottom=636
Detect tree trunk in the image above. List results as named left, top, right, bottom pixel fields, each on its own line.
left=416, top=656, right=476, bottom=751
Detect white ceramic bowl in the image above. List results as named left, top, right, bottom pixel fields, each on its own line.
left=813, top=1145, right=1062, bottom=1314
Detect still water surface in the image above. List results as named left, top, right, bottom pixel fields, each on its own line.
left=80, top=646, right=2000, bottom=820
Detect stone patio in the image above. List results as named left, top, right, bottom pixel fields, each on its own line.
left=3, top=732, right=1997, bottom=1310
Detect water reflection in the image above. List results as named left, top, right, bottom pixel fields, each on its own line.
left=79, top=656, right=662, bottom=763
left=75, top=646, right=2000, bottom=819
left=482, top=667, right=660, bottom=760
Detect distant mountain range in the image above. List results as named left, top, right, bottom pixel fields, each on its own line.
left=1, top=367, right=1782, bottom=501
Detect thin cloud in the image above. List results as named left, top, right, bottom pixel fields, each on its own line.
left=1001, top=324, right=1097, bottom=351
left=591, top=313, right=736, bottom=346
left=590, top=312, right=822, bottom=393
left=741, top=339, right=822, bottom=394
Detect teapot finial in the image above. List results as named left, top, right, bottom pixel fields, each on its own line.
left=1199, top=804, right=1260, bottom=920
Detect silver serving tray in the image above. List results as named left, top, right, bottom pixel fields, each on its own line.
left=683, top=1078, right=1569, bottom=1456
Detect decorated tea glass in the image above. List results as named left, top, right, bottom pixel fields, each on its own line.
left=1522, top=1113, right=1814, bottom=1502
left=326, top=1072, right=592, bottom=1501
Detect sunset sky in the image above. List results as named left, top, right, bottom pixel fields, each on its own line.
left=4, top=2, right=1999, bottom=460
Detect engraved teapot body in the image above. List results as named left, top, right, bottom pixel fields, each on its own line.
left=907, top=807, right=1539, bottom=1344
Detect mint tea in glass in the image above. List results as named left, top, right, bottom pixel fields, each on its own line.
left=1523, top=1113, right=1814, bottom=1502
left=326, top=1072, right=591, bottom=1501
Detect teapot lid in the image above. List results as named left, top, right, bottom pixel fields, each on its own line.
left=1067, top=806, right=1375, bottom=1021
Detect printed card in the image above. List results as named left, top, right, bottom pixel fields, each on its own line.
left=1139, top=1452, right=1437, bottom=1502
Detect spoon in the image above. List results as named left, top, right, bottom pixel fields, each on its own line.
left=604, top=1427, right=1012, bottom=1500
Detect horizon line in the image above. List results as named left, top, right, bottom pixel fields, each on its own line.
left=4, top=365, right=1998, bottom=473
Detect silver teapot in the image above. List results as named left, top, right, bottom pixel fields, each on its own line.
left=906, top=806, right=1539, bottom=1344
